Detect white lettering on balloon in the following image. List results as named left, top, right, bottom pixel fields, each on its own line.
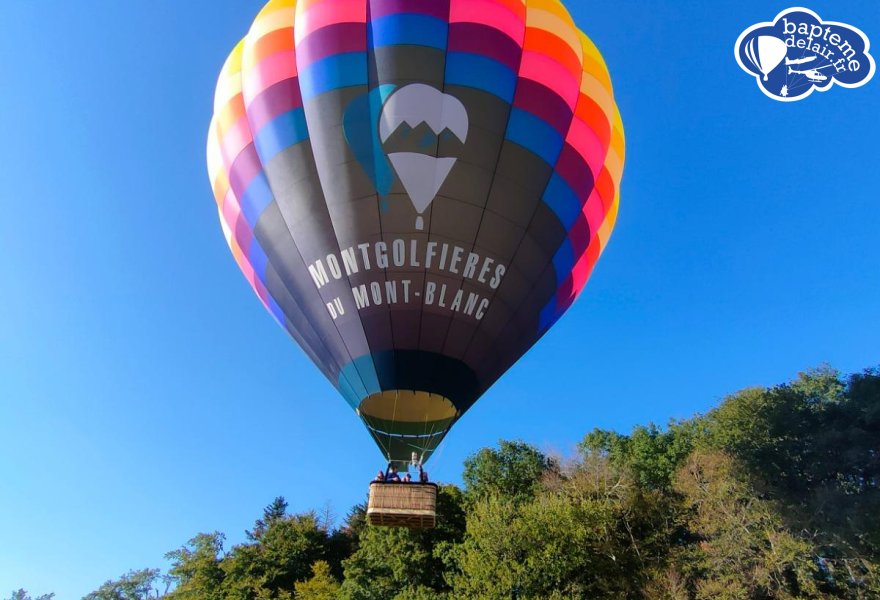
left=310, top=239, right=507, bottom=321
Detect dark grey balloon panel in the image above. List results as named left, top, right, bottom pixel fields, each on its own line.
left=369, top=46, right=447, bottom=87
left=255, top=58, right=570, bottom=411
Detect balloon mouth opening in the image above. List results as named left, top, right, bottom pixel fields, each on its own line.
left=415, top=215, right=424, bottom=230
left=358, top=390, right=459, bottom=465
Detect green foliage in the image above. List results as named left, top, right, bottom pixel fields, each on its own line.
left=158, top=499, right=335, bottom=600
left=707, top=367, right=880, bottom=562
left=82, top=569, right=165, bottom=599
left=706, top=366, right=861, bottom=490
left=324, top=501, right=366, bottom=578
left=222, top=512, right=329, bottom=599
left=164, top=533, right=226, bottom=600
left=294, top=561, right=340, bottom=600
left=462, top=439, right=555, bottom=503
left=82, top=364, right=880, bottom=600
left=245, top=497, right=288, bottom=541
left=4, top=591, right=54, bottom=600
left=339, top=485, right=465, bottom=600
left=581, top=420, right=701, bottom=490
left=451, top=455, right=677, bottom=599
left=672, top=450, right=823, bottom=599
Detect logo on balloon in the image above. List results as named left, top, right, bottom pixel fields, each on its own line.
left=734, top=7, right=874, bottom=101
left=379, top=85, right=469, bottom=231
left=343, top=84, right=469, bottom=230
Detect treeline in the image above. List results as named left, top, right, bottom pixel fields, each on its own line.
left=10, top=365, right=879, bottom=599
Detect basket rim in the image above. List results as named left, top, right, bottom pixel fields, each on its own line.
left=369, top=481, right=438, bottom=489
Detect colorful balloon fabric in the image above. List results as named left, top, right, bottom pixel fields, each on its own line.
left=207, top=0, right=625, bottom=465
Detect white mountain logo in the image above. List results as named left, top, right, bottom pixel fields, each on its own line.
left=378, top=84, right=469, bottom=230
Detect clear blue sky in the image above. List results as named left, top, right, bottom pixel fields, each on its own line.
left=1, top=1, right=877, bottom=597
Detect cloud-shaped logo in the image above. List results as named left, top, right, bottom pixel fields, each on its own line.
left=735, top=7, right=875, bottom=101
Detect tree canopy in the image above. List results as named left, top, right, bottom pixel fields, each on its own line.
left=21, top=364, right=877, bottom=599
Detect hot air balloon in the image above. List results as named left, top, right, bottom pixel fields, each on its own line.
left=207, top=0, right=624, bottom=525
left=744, top=35, right=787, bottom=81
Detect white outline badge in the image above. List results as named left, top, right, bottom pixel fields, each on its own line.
left=734, top=7, right=875, bottom=102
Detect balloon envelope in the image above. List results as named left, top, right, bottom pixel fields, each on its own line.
left=207, top=0, right=625, bottom=465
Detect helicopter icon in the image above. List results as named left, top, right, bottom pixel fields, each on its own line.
left=788, top=64, right=834, bottom=83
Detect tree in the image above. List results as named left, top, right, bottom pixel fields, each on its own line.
left=462, top=440, right=555, bottom=504
left=295, top=561, right=340, bottom=600
left=222, top=512, right=330, bottom=599
left=671, top=450, right=824, bottom=599
left=82, top=569, right=166, bottom=600
left=322, top=502, right=366, bottom=581
left=581, top=420, right=700, bottom=490
left=62, top=364, right=880, bottom=600
left=706, top=367, right=880, bottom=561
left=339, top=485, right=465, bottom=599
left=246, top=497, right=288, bottom=541
left=164, top=533, right=225, bottom=600
left=452, top=455, right=673, bottom=599
left=4, top=591, right=54, bottom=600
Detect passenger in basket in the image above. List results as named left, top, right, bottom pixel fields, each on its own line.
left=374, top=470, right=385, bottom=482
left=386, top=466, right=401, bottom=482
left=402, top=473, right=412, bottom=482
left=419, top=470, right=429, bottom=483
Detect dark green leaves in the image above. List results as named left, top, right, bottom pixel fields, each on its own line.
left=462, top=440, right=556, bottom=504
left=78, top=364, right=880, bottom=600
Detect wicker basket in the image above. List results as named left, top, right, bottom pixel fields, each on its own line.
left=367, top=482, right=437, bottom=528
